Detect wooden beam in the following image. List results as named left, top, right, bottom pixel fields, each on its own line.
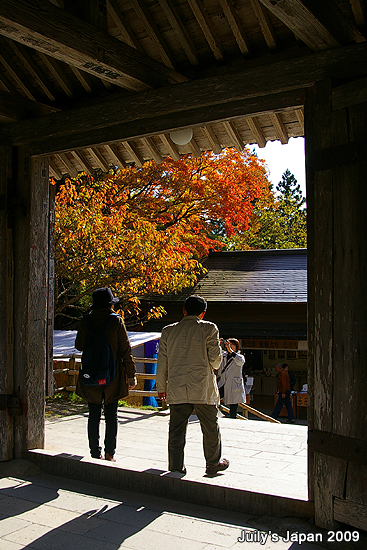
left=219, top=0, right=250, bottom=55
left=295, top=108, right=305, bottom=133
left=0, top=89, right=58, bottom=121
left=0, top=43, right=38, bottom=101
left=3, top=41, right=367, bottom=154
left=334, top=498, right=367, bottom=531
left=189, top=137, right=202, bottom=157
left=187, top=0, right=224, bottom=61
left=57, top=152, right=79, bottom=177
left=160, top=133, right=180, bottom=160
left=0, top=0, right=187, bottom=90
left=201, top=125, right=221, bottom=154
left=140, top=137, right=163, bottom=164
left=38, top=52, right=74, bottom=98
left=49, top=157, right=62, bottom=179
left=223, top=120, right=243, bottom=151
left=269, top=112, right=288, bottom=144
left=88, top=147, right=110, bottom=171
left=350, top=0, right=366, bottom=30
left=71, top=149, right=94, bottom=174
left=129, top=0, right=176, bottom=69
left=122, top=141, right=144, bottom=167
left=69, top=66, right=93, bottom=94
left=107, top=0, right=143, bottom=51
left=246, top=116, right=266, bottom=148
left=158, top=0, right=200, bottom=66
left=104, top=144, right=126, bottom=168
left=259, top=0, right=365, bottom=51
left=249, top=0, right=277, bottom=51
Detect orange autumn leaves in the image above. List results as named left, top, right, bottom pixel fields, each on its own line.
left=55, top=148, right=271, bottom=316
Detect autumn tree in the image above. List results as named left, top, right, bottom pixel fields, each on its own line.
left=54, top=148, right=271, bottom=324
left=235, top=169, right=307, bottom=250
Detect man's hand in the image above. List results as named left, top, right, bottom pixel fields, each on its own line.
left=128, top=377, right=137, bottom=389
left=158, top=392, right=167, bottom=401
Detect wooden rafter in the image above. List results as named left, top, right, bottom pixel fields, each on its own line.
left=269, top=112, right=288, bottom=144
left=219, top=0, right=250, bottom=55
left=88, top=147, right=110, bottom=171
left=8, top=40, right=56, bottom=101
left=72, top=150, right=95, bottom=175
left=141, top=137, right=163, bottom=164
left=259, top=0, right=365, bottom=51
left=350, top=0, right=366, bottom=29
left=122, top=141, right=144, bottom=167
left=246, top=116, right=266, bottom=148
left=295, top=108, right=305, bottom=134
left=49, top=157, right=62, bottom=179
left=187, top=0, right=224, bottom=61
left=188, top=136, right=201, bottom=157
left=223, top=120, right=243, bottom=151
left=249, top=0, right=277, bottom=50
left=107, top=0, right=143, bottom=51
left=201, top=125, right=221, bottom=154
left=105, top=144, right=127, bottom=168
left=0, top=0, right=187, bottom=91
left=0, top=89, right=58, bottom=120
left=160, top=134, right=180, bottom=160
left=69, top=67, right=93, bottom=94
left=57, top=152, right=79, bottom=177
left=38, top=52, right=73, bottom=98
left=0, top=43, right=37, bottom=101
left=129, top=0, right=176, bottom=69
left=158, top=0, right=199, bottom=66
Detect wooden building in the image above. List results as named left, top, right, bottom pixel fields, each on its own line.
left=0, top=0, right=366, bottom=531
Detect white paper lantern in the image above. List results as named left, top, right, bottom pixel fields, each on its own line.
left=169, top=128, right=193, bottom=145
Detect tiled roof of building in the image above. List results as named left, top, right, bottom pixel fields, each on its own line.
left=152, top=249, right=307, bottom=303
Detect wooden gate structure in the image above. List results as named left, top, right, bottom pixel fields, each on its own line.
left=0, top=0, right=366, bottom=531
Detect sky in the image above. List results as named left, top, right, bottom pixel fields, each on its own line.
left=251, top=137, right=306, bottom=198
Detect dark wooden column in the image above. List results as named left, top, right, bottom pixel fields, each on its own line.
left=305, top=79, right=367, bottom=530
left=11, top=149, right=50, bottom=457
left=0, top=146, right=14, bottom=460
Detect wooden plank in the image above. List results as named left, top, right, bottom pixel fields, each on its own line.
left=350, top=0, right=366, bottom=29
left=0, top=43, right=38, bottom=101
left=219, top=0, right=250, bottom=55
left=295, top=108, right=304, bottom=133
left=70, top=66, right=93, bottom=94
left=201, top=125, right=221, bottom=154
left=0, top=0, right=187, bottom=90
left=249, top=0, right=277, bottom=51
left=247, top=116, right=266, bottom=148
left=140, top=137, right=162, bottom=164
left=334, top=498, right=367, bottom=531
left=38, top=52, right=74, bottom=98
left=122, top=141, right=143, bottom=167
left=0, top=146, right=14, bottom=460
left=308, top=430, right=367, bottom=465
left=107, top=0, right=143, bottom=51
left=219, top=404, right=248, bottom=420
left=269, top=112, right=288, bottom=144
left=105, top=144, right=126, bottom=168
left=0, top=89, right=58, bottom=121
left=160, top=133, right=180, bottom=160
left=259, top=0, right=364, bottom=51
left=128, top=390, right=158, bottom=397
left=332, top=76, right=367, bottom=111
left=3, top=41, right=367, bottom=152
left=223, top=120, right=243, bottom=151
left=57, top=152, right=78, bottom=177
left=187, top=0, right=224, bottom=61
left=237, top=402, right=280, bottom=423
left=88, top=147, right=110, bottom=171
left=158, top=0, right=199, bottom=66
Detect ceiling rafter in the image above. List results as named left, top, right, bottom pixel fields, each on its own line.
left=295, top=108, right=305, bottom=134
left=107, top=0, right=143, bottom=51
left=0, top=88, right=58, bottom=121
left=72, top=150, right=95, bottom=175
left=0, top=0, right=187, bottom=91
left=38, top=52, right=74, bottom=98
left=189, top=136, right=202, bottom=157
left=122, top=140, right=144, bottom=167
left=350, top=0, right=366, bottom=29
left=7, top=40, right=56, bottom=101
left=158, top=0, right=200, bottom=66
left=187, top=0, right=224, bottom=61
left=219, top=0, right=251, bottom=55
left=246, top=116, right=266, bottom=148
left=160, top=134, right=180, bottom=160
left=202, top=125, right=222, bottom=154
left=0, top=42, right=38, bottom=101
left=223, top=120, right=244, bottom=151
left=57, top=152, right=79, bottom=177
left=69, top=66, right=93, bottom=94
left=249, top=0, right=277, bottom=50
left=88, top=147, right=110, bottom=171
left=259, top=0, right=365, bottom=51
left=105, top=144, right=127, bottom=169
left=129, top=0, right=176, bottom=69
left=49, top=157, right=62, bottom=179
left=269, top=112, right=288, bottom=144
left=141, top=137, right=163, bottom=164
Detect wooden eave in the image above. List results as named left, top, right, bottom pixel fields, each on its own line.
left=0, top=0, right=365, bottom=178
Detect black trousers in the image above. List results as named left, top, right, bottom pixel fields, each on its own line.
left=168, top=403, right=221, bottom=471
left=87, top=401, right=118, bottom=458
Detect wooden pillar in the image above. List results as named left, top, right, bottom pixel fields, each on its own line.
left=305, top=79, right=367, bottom=530
left=0, top=146, right=14, bottom=461
left=11, top=149, right=50, bottom=457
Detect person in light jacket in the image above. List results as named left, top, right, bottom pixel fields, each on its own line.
left=217, top=338, right=246, bottom=418
left=156, top=294, right=230, bottom=477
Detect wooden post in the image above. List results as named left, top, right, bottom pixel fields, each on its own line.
left=305, top=79, right=367, bottom=529
left=0, top=146, right=14, bottom=461
left=12, top=150, right=50, bottom=457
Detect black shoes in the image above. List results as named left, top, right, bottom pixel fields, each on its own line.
left=205, top=458, right=230, bottom=476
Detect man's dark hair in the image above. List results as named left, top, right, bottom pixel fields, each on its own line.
left=184, top=295, right=207, bottom=316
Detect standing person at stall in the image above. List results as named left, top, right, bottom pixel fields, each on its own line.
left=75, top=287, right=137, bottom=461
left=271, top=363, right=295, bottom=423
left=156, top=294, right=230, bottom=476
left=217, top=339, right=246, bottom=419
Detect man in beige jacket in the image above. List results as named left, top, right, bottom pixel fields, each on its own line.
left=157, top=295, right=229, bottom=476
